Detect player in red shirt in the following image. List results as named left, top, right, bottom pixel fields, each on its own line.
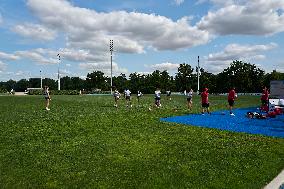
left=201, top=88, right=210, bottom=115
left=261, top=86, right=269, bottom=106
left=228, top=87, right=237, bottom=116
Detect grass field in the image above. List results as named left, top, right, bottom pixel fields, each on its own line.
left=0, top=94, right=283, bottom=188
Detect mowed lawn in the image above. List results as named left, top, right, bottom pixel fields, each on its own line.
left=0, top=95, right=283, bottom=188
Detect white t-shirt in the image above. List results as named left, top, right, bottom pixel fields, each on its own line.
left=113, top=90, right=120, bottom=97
left=155, top=90, right=161, bottom=98
left=125, top=89, right=131, bottom=97
left=43, top=89, right=49, bottom=97
left=187, top=91, right=193, bottom=98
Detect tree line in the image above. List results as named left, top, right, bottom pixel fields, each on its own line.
left=1, top=60, right=283, bottom=93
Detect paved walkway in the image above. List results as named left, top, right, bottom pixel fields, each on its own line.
left=264, top=169, right=284, bottom=189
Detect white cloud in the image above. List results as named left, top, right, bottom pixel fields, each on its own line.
left=79, top=62, right=128, bottom=76
left=27, top=0, right=210, bottom=51
left=174, top=0, right=185, bottom=6
left=204, top=43, right=278, bottom=73
left=197, top=0, right=284, bottom=36
left=12, top=23, right=57, bottom=41
left=15, top=49, right=58, bottom=65
left=137, top=71, right=151, bottom=75
left=207, top=43, right=277, bottom=61
left=58, top=48, right=109, bottom=62
left=0, top=61, right=7, bottom=72
left=0, top=51, right=20, bottom=61
left=148, top=62, right=180, bottom=71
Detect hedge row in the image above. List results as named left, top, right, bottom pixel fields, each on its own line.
left=27, top=89, right=111, bottom=95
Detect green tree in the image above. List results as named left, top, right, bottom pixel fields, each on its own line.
left=15, top=79, right=29, bottom=92
left=61, top=76, right=72, bottom=90
left=28, top=78, right=41, bottom=88
left=217, top=60, right=265, bottom=93
left=199, top=68, right=217, bottom=93
left=86, top=71, right=107, bottom=90
left=43, top=78, right=57, bottom=90
left=113, top=73, right=128, bottom=91
left=175, top=63, right=194, bottom=91
left=262, top=70, right=284, bottom=88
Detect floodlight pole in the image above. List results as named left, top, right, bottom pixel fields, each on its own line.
left=197, top=56, right=200, bottom=94
left=40, top=70, right=42, bottom=89
left=110, top=39, right=114, bottom=94
left=57, top=53, right=61, bottom=91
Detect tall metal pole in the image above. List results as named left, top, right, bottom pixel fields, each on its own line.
left=197, top=56, right=200, bottom=94
left=57, top=53, right=61, bottom=91
left=110, top=40, right=114, bottom=94
left=40, top=70, right=42, bottom=89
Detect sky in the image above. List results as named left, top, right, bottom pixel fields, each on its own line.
left=0, top=0, right=284, bottom=81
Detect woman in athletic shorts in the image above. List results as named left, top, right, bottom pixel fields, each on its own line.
left=154, top=88, right=161, bottom=107
left=124, top=89, right=132, bottom=107
left=186, top=89, right=193, bottom=110
left=113, top=88, right=120, bottom=108
left=43, top=86, right=51, bottom=111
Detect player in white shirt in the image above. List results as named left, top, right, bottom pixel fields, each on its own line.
left=186, top=89, right=193, bottom=110
left=113, top=88, right=120, bottom=108
left=137, top=90, right=143, bottom=103
left=154, top=88, right=161, bottom=107
left=124, top=89, right=132, bottom=107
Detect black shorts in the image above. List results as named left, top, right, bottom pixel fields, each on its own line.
left=45, top=97, right=50, bottom=100
left=187, top=97, right=192, bottom=102
left=202, top=103, right=209, bottom=108
left=155, top=97, right=161, bottom=101
left=126, top=96, right=131, bottom=100
left=228, top=100, right=235, bottom=106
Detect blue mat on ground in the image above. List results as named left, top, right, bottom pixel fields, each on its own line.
left=161, top=107, right=284, bottom=138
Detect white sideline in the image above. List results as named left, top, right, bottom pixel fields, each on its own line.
left=264, top=169, right=284, bottom=189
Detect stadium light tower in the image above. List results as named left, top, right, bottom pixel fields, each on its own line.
left=197, top=56, right=200, bottom=94
left=40, top=70, right=42, bottom=89
left=110, top=39, right=114, bottom=94
left=57, top=53, right=61, bottom=91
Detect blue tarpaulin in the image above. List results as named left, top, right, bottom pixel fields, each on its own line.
left=161, top=107, right=284, bottom=138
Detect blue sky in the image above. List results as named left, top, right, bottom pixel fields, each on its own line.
left=0, top=0, right=283, bottom=81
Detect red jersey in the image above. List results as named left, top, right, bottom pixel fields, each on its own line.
left=201, top=91, right=209, bottom=104
left=261, top=89, right=269, bottom=100
left=228, top=89, right=236, bottom=100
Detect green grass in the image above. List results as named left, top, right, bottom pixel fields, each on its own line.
left=0, top=95, right=283, bottom=188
